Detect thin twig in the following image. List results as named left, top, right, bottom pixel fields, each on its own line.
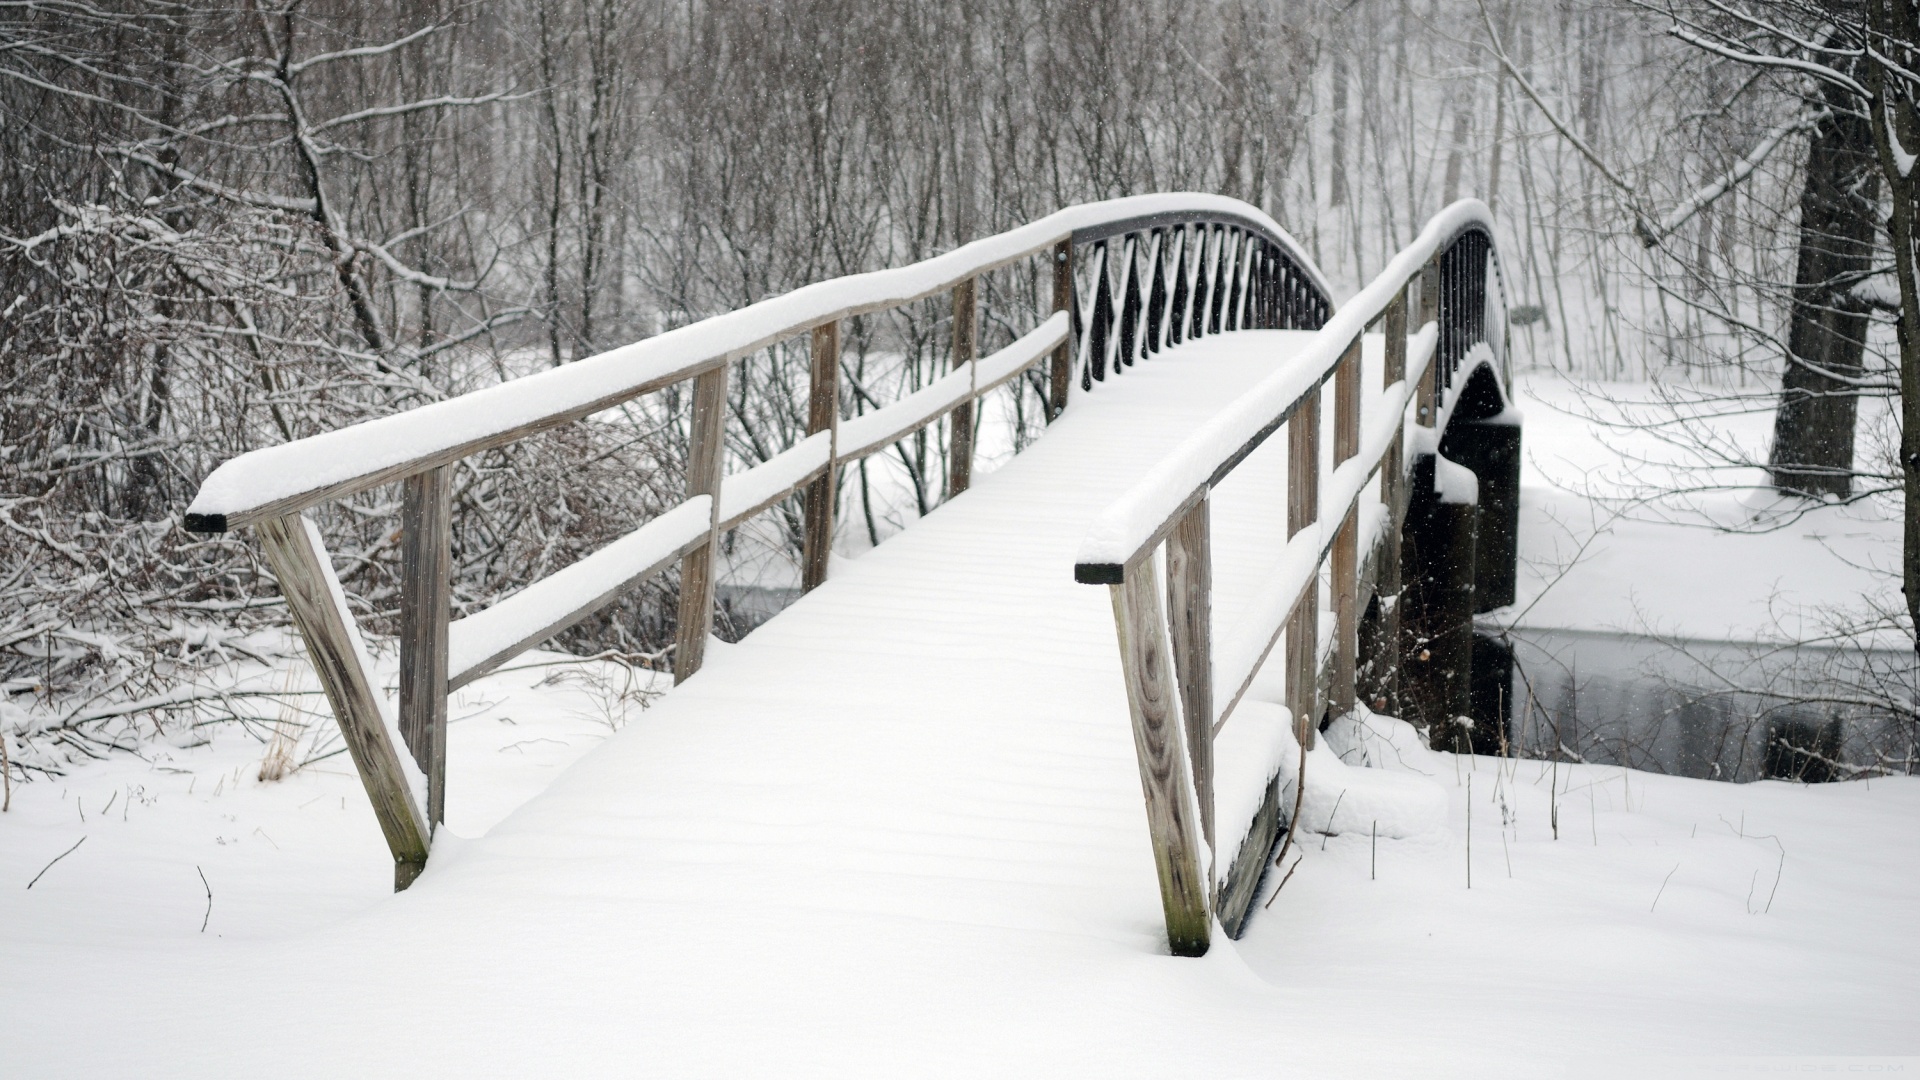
left=1651, top=863, right=1680, bottom=912
left=197, top=865, right=212, bottom=932
left=26, top=835, right=85, bottom=889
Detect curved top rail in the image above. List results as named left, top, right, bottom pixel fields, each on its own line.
left=1069, top=208, right=1333, bottom=301
left=1074, top=199, right=1496, bottom=573
left=185, top=193, right=1325, bottom=533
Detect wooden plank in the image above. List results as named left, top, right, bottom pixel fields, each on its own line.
left=398, top=466, right=451, bottom=828
left=674, top=364, right=729, bottom=684
left=1109, top=563, right=1210, bottom=957
left=1287, top=390, right=1320, bottom=746
left=802, top=321, right=840, bottom=592
left=256, top=514, right=431, bottom=890
left=1215, top=771, right=1280, bottom=939
left=1164, top=494, right=1214, bottom=853
left=949, top=278, right=977, bottom=497
left=1049, top=240, right=1073, bottom=419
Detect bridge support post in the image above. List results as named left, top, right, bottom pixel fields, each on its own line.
left=257, top=514, right=431, bottom=890
left=1400, top=452, right=1478, bottom=750
left=399, top=465, right=451, bottom=830
left=803, top=322, right=840, bottom=592
left=1330, top=338, right=1362, bottom=719
left=1050, top=240, right=1073, bottom=420
left=1165, top=496, right=1214, bottom=854
left=1109, top=560, right=1209, bottom=958
left=1360, top=290, right=1410, bottom=717
left=675, top=363, right=729, bottom=684
left=1439, top=409, right=1522, bottom=611
left=949, top=278, right=977, bottom=497
left=1286, top=388, right=1321, bottom=747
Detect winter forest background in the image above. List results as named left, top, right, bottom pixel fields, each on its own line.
left=2, top=0, right=1914, bottom=779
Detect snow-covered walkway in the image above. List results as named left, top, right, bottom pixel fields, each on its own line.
left=5, top=332, right=1916, bottom=1077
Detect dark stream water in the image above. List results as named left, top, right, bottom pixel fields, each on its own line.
left=1477, top=626, right=1915, bottom=782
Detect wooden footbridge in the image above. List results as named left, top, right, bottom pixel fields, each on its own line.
left=184, top=194, right=1519, bottom=957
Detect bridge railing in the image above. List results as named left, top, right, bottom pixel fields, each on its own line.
left=183, top=193, right=1328, bottom=890
left=1073, top=200, right=1505, bottom=956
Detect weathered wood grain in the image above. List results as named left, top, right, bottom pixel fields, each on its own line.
left=398, top=466, right=451, bottom=827
left=803, top=321, right=840, bottom=592
left=1050, top=240, right=1073, bottom=419
left=674, top=364, right=729, bottom=685
left=257, top=514, right=430, bottom=890
left=1109, top=565, right=1210, bottom=957
left=949, top=278, right=977, bottom=497
left=1287, top=391, right=1321, bottom=745
left=1165, top=495, right=1214, bottom=852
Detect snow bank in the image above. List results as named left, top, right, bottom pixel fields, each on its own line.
left=1289, top=706, right=1448, bottom=839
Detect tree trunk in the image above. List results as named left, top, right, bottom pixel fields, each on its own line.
left=1769, top=70, right=1882, bottom=498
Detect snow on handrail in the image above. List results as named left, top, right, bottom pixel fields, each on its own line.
left=1072, top=199, right=1495, bottom=575
left=185, top=195, right=1313, bottom=533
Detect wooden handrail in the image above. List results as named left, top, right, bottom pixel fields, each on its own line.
left=1079, top=199, right=1506, bottom=956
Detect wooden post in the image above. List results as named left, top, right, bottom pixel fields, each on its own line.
left=257, top=514, right=431, bottom=890
left=1286, top=390, right=1321, bottom=746
left=1419, top=257, right=1442, bottom=426
left=1050, top=240, right=1073, bottom=419
left=949, top=277, right=977, bottom=497
left=1330, top=337, right=1361, bottom=718
left=1363, top=288, right=1411, bottom=717
left=674, top=363, right=729, bottom=684
left=399, top=465, right=450, bottom=828
left=802, top=322, right=840, bottom=592
left=1164, top=495, right=1213, bottom=853
left=1109, top=561, right=1209, bottom=957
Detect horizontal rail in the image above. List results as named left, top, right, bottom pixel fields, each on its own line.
left=184, top=196, right=1309, bottom=533
left=445, top=496, right=714, bottom=691
left=1072, top=199, right=1495, bottom=579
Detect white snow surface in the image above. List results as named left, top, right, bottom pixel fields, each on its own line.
left=9, top=333, right=1917, bottom=1076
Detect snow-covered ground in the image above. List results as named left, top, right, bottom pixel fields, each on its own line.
left=3, top=341, right=1913, bottom=1076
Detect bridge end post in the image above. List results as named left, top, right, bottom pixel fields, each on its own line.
left=675, top=363, right=730, bottom=684
left=802, top=322, right=840, bottom=592
left=1286, top=391, right=1322, bottom=748
left=1109, top=561, right=1210, bottom=958
left=257, top=514, right=431, bottom=890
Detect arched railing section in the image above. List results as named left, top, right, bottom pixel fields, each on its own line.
left=181, top=194, right=1327, bottom=891
left=1071, top=200, right=1508, bottom=956
left=1067, top=211, right=1331, bottom=388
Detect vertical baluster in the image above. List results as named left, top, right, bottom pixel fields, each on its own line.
left=1208, top=229, right=1231, bottom=335
left=1167, top=227, right=1191, bottom=346
left=803, top=321, right=839, bottom=591
left=1116, top=234, right=1142, bottom=369
left=399, top=465, right=451, bottom=829
left=1330, top=337, right=1362, bottom=719
left=1223, top=231, right=1245, bottom=332
left=950, top=278, right=977, bottom=496
left=1419, top=254, right=1442, bottom=426
left=1144, top=229, right=1169, bottom=355
left=1050, top=239, right=1073, bottom=419
left=1286, top=389, right=1321, bottom=747
left=674, top=362, right=729, bottom=684
left=1364, top=286, right=1410, bottom=717
left=1085, top=242, right=1112, bottom=384
left=1190, top=227, right=1214, bottom=341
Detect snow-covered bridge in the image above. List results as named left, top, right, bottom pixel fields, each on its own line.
left=180, top=194, right=1519, bottom=954
left=11, top=195, right=1915, bottom=1076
